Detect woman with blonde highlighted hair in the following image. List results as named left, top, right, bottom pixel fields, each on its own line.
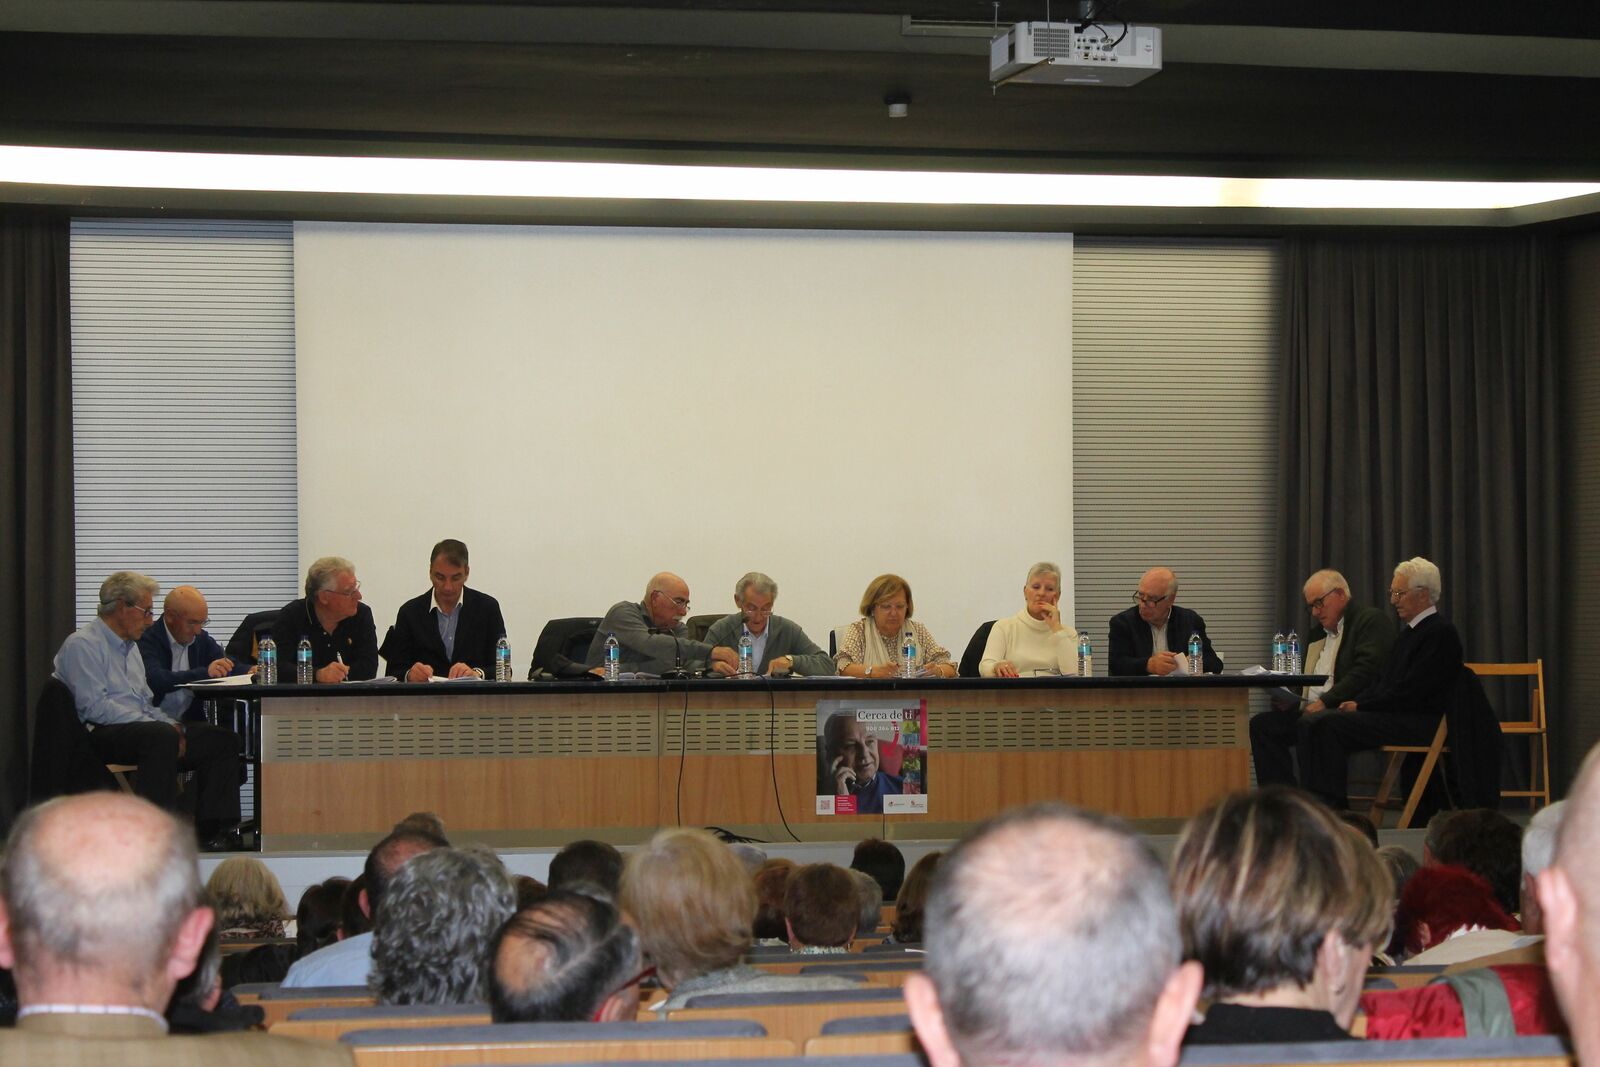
left=205, top=856, right=291, bottom=941
left=1171, top=787, right=1393, bottom=1044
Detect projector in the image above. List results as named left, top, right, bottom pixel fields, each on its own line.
left=990, top=21, right=1162, bottom=87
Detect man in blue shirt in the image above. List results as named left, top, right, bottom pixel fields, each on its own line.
left=53, top=571, right=244, bottom=850
left=137, top=584, right=251, bottom=719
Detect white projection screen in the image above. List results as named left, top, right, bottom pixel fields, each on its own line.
left=294, top=222, right=1073, bottom=671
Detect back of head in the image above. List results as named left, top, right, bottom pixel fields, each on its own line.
left=849, top=869, right=884, bottom=938
left=784, top=863, right=859, bottom=948
left=850, top=837, right=906, bottom=900
left=1426, top=809, right=1523, bottom=915
left=393, top=811, right=448, bottom=840
left=296, top=876, right=351, bottom=956
left=205, top=856, right=289, bottom=929
left=170, top=890, right=223, bottom=1012
left=1522, top=801, right=1566, bottom=879
left=549, top=839, right=624, bottom=896
left=753, top=859, right=795, bottom=941
left=1171, top=787, right=1392, bottom=1000
left=489, top=890, right=642, bottom=1023
left=1394, top=864, right=1515, bottom=957
left=341, top=874, right=371, bottom=938
left=922, top=803, right=1180, bottom=1067
left=893, top=851, right=943, bottom=944
left=372, top=846, right=516, bottom=1005
left=2, top=793, right=199, bottom=1000
left=620, top=827, right=754, bottom=986
left=363, top=827, right=449, bottom=915
left=1376, top=846, right=1421, bottom=904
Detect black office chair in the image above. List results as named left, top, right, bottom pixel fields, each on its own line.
left=29, top=677, right=119, bottom=802
left=225, top=609, right=281, bottom=666
left=527, top=617, right=603, bottom=679
left=958, top=620, right=997, bottom=677
left=685, top=613, right=722, bottom=643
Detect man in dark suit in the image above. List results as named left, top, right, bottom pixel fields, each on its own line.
left=1301, top=556, right=1464, bottom=810
left=1108, top=567, right=1223, bottom=675
left=137, top=585, right=251, bottom=720
left=1250, top=568, right=1396, bottom=788
left=384, top=539, right=508, bottom=681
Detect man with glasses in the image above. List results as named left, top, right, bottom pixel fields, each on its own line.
left=1248, top=568, right=1396, bottom=789
left=270, top=556, right=379, bottom=683
left=1108, top=567, right=1222, bottom=676
left=52, top=571, right=246, bottom=850
left=489, top=889, right=648, bottom=1023
left=137, top=584, right=251, bottom=719
left=703, top=571, right=835, bottom=677
left=585, top=572, right=737, bottom=676
left=1300, top=556, right=1465, bottom=810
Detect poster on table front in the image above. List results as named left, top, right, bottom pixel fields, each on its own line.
left=814, top=699, right=928, bottom=815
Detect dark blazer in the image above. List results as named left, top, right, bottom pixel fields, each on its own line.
left=383, top=588, right=508, bottom=679
left=1108, top=603, right=1223, bottom=675
left=1349, top=611, right=1463, bottom=717
left=1307, top=602, right=1396, bottom=707
left=137, top=615, right=247, bottom=703
left=269, top=597, right=379, bottom=682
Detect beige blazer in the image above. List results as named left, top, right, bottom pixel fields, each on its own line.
left=2, top=1012, right=353, bottom=1067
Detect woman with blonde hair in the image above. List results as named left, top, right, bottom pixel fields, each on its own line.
left=205, top=857, right=291, bottom=941
left=1170, top=787, right=1392, bottom=1043
left=887, top=850, right=942, bottom=944
left=834, top=574, right=954, bottom=679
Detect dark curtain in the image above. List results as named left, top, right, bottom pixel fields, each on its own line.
left=0, top=211, right=76, bottom=834
left=1275, top=234, right=1561, bottom=784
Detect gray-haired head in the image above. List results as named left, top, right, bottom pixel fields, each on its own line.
left=1524, top=801, right=1568, bottom=878
left=914, top=803, right=1187, bottom=1067
left=730, top=843, right=768, bottom=876
left=2, top=793, right=201, bottom=1004
left=1303, top=569, right=1349, bottom=598
left=370, top=845, right=516, bottom=1005
left=97, top=571, right=160, bottom=617
left=849, top=868, right=884, bottom=938
left=1393, top=557, right=1442, bottom=605
left=735, top=572, right=778, bottom=601
left=489, top=889, right=643, bottom=1023
left=305, top=556, right=356, bottom=599
left=1026, top=562, right=1061, bottom=586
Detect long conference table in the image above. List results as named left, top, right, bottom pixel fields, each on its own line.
left=255, top=674, right=1319, bottom=850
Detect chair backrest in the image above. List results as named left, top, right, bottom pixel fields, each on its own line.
left=529, top=616, right=603, bottom=678
left=1177, top=1034, right=1572, bottom=1067
left=254, top=984, right=378, bottom=1026
left=686, top=613, right=723, bottom=643
left=225, top=608, right=282, bottom=664
left=670, top=989, right=905, bottom=1045
left=29, top=676, right=118, bottom=801
left=958, top=620, right=997, bottom=677
left=805, top=1014, right=919, bottom=1057
left=341, top=1018, right=790, bottom=1066
left=1465, top=661, right=1546, bottom=729
left=273, top=1002, right=491, bottom=1040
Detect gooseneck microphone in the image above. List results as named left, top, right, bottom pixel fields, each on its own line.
left=648, top=627, right=689, bottom=679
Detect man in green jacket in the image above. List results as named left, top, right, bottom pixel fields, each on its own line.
left=1250, top=568, right=1396, bottom=789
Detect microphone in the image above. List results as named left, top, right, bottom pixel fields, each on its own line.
left=648, top=627, right=689, bottom=679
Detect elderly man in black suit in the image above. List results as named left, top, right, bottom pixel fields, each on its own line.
left=1108, top=567, right=1223, bottom=676
left=384, top=539, right=508, bottom=682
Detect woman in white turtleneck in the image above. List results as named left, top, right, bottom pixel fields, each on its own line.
left=978, top=562, right=1080, bottom=677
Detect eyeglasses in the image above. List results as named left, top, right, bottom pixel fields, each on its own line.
left=742, top=606, right=774, bottom=617
left=129, top=603, right=155, bottom=620
left=591, top=965, right=657, bottom=1021
left=654, top=591, right=690, bottom=609
left=1131, top=592, right=1171, bottom=607
left=1306, top=589, right=1344, bottom=613
left=325, top=581, right=362, bottom=598
left=1388, top=586, right=1425, bottom=602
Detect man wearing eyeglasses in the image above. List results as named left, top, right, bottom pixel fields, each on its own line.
left=1300, top=556, right=1465, bottom=810
left=269, top=556, right=379, bottom=683
left=585, top=572, right=738, bottom=676
left=1249, top=568, right=1396, bottom=789
left=1108, top=567, right=1223, bottom=676
left=489, top=889, right=647, bottom=1023
left=52, top=571, right=246, bottom=850
left=703, top=571, right=835, bottom=677
left=137, top=584, right=252, bottom=719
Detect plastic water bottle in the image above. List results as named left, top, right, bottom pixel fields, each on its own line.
left=1077, top=632, right=1094, bottom=677
left=1287, top=629, right=1302, bottom=674
left=295, top=639, right=313, bottom=684
left=603, top=633, right=620, bottom=683
left=495, top=636, right=512, bottom=682
left=1187, top=632, right=1203, bottom=675
left=1272, top=632, right=1286, bottom=672
left=900, top=628, right=918, bottom=679
left=738, top=627, right=754, bottom=677
left=258, top=636, right=277, bottom=685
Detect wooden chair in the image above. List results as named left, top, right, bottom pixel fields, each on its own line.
left=666, top=988, right=905, bottom=1045
left=106, top=763, right=139, bottom=793
left=271, top=1004, right=491, bottom=1041
left=340, top=1019, right=793, bottom=1065
left=1370, top=718, right=1448, bottom=830
left=1468, top=660, right=1551, bottom=809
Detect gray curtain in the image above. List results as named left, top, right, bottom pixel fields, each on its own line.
left=1274, top=235, right=1561, bottom=783
left=0, top=211, right=76, bottom=834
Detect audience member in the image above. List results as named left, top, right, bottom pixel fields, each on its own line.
left=295, top=876, right=351, bottom=958
left=514, top=875, right=548, bottom=911
left=1336, top=810, right=1380, bottom=849
left=0, top=792, right=350, bottom=1065
left=730, top=843, right=768, bottom=876
left=849, top=837, right=905, bottom=901
left=1170, top=787, right=1391, bottom=1044
left=167, top=895, right=264, bottom=1033
left=848, top=869, right=883, bottom=943
left=1424, top=808, right=1524, bottom=915
left=1538, top=747, right=1600, bottom=1066
left=784, top=863, right=857, bottom=953
left=206, top=856, right=290, bottom=940
left=620, top=828, right=857, bottom=1010
left=889, top=850, right=942, bottom=945
left=1393, top=865, right=1516, bottom=963
left=548, top=839, right=624, bottom=896
left=489, top=890, right=645, bottom=1023
left=393, top=811, right=447, bottom=840
left=370, top=846, right=516, bottom=1005
left=905, top=803, right=1201, bottom=1067
left=339, top=874, right=371, bottom=940
left=1519, top=800, right=1566, bottom=937
left=280, top=827, right=446, bottom=987
left=1376, top=846, right=1421, bottom=906
left=752, top=858, right=795, bottom=943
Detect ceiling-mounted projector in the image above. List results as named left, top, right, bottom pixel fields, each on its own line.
left=990, top=21, right=1162, bottom=87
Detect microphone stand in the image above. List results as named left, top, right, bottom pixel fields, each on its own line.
left=649, top=627, right=690, bottom=680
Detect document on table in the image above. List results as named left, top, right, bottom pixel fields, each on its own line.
left=180, top=674, right=255, bottom=689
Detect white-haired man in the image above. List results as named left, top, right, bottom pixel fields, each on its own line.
left=1301, top=556, right=1465, bottom=810
left=270, top=556, right=379, bottom=683
left=905, top=803, right=1201, bottom=1067
left=703, top=571, right=835, bottom=677
left=1539, top=748, right=1600, bottom=1065
left=0, top=792, right=351, bottom=1065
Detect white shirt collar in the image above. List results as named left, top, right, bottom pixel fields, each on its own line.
left=1409, top=604, right=1438, bottom=629
left=18, top=1004, right=169, bottom=1030
left=430, top=588, right=466, bottom=615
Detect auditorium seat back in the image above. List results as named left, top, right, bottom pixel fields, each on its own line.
left=669, top=988, right=905, bottom=1045
left=340, top=1018, right=792, bottom=1065
left=272, top=1002, right=491, bottom=1041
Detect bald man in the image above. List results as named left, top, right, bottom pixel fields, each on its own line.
left=1538, top=747, right=1600, bottom=1065
left=585, top=572, right=738, bottom=677
left=0, top=792, right=351, bottom=1065
left=138, top=585, right=250, bottom=719
left=1108, top=568, right=1223, bottom=676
